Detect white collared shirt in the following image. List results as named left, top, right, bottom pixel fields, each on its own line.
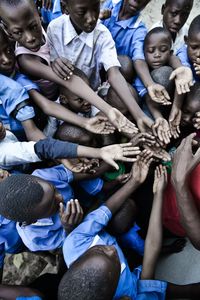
left=47, top=14, right=120, bottom=90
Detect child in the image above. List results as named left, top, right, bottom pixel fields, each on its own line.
left=0, top=27, right=115, bottom=139
left=177, top=14, right=200, bottom=83
left=47, top=0, right=154, bottom=133
left=58, top=156, right=200, bottom=299
left=0, top=0, right=138, bottom=136
left=151, top=0, right=193, bottom=54
left=0, top=142, right=140, bottom=252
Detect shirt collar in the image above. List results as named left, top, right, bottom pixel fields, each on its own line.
left=112, top=0, right=141, bottom=29
left=63, top=15, right=95, bottom=48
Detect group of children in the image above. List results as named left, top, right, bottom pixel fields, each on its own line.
left=0, top=0, right=200, bottom=299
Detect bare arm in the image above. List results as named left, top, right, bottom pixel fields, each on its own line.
left=141, top=165, right=167, bottom=279
left=0, top=284, right=43, bottom=300
left=21, top=119, right=46, bottom=141
left=171, top=133, right=200, bottom=250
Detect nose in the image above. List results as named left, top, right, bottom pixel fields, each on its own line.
left=25, top=31, right=36, bottom=44
left=153, top=50, right=161, bottom=58
left=174, top=15, right=181, bottom=25
left=85, top=12, right=96, bottom=25
left=196, top=50, right=200, bottom=58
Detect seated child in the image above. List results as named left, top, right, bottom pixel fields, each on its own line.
left=177, top=14, right=200, bottom=83
left=58, top=158, right=200, bottom=299
left=151, top=0, right=193, bottom=54
left=0, top=142, right=140, bottom=252
left=0, top=0, right=138, bottom=136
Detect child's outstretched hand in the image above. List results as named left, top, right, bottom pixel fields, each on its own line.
left=152, top=117, right=171, bottom=145
left=99, top=8, right=111, bottom=20
left=153, top=165, right=168, bottom=194
left=51, top=57, right=74, bottom=80
left=59, top=158, right=94, bottom=173
left=144, top=144, right=171, bottom=162
left=169, top=107, right=181, bottom=139
left=130, top=132, right=156, bottom=147
left=0, top=169, right=10, bottom=182
left=85, top=116, right=115, bottom=135
left=193, top=112, right=200, bottom=129
left=42, top=0, right=52, bottom=10
left=59, top=200, right=84, bottom=234
left=170, top=66, right=194, bottom=94
left=100, top=143, right=141, bottom=170
left=116, top=173, right=132, bottom=184
left=147, top=83, right=171, bottom=105
left=131, top=150, right=153, bottom=185
left=0, top=122, right=6, bottom=140
left=107, top=108, right=139, bottom=135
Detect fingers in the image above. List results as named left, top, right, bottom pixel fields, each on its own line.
left=52, top=57, right=74, bottom=80
left=60, top=199, right=83, bottom=226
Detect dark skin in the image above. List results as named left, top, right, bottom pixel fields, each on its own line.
left=185, top=31, right=200, bottom=80
left=0, top=285, right=44, bottom=300
left=162, top=0, right=193, bottom=41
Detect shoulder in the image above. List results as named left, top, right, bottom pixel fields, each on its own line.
left=48, top=14, right=68, bottom=30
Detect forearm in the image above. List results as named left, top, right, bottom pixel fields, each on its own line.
left=0, top=285, right=42, bottom=300
left=106, top=178, right=140, bottom=215
left=22, top=119, right=46, bottom=141
left=133, top=59, right=154, bottom=88
left=172, top=91, right=184, bottom=110
left=18, top=56, right=112, bottom=116
left=145, top=95, right=162, bottom=119
left=141, top=191, right=163, bottom=279
left=29, top=90, right=88, bottom=129
left=108, top=67, right=146, bottom=121
left=169, top=54, right=182, bottom=69
left=174, top=182, right=200, bottom=250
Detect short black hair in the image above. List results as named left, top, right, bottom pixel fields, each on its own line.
left=144, top=27, right=172, bottom=49
left=188, top=15, right=200, bottom=37
left=0, top=0, right=36, bottom=18
left=164, top=0, right=193, bottom=7
left=0, top=174, right=44, bottom=223
left=58, top=267, right=114, bottom=300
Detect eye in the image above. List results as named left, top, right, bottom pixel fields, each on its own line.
left=160, top=46, right=169, bottom=52
left=171, top=12, right=178, bottom=17
left=147, top=48, right=154, bottom=54
left=13, top=31, right=22, bottom=36
left=190, top=45, right=198, bottom=50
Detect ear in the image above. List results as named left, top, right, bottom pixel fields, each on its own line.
left=184, top=35, right=188, bottom=45
left=161, top=4, right=166, bottom=15
left=61, top=0, right=69, bottom=15
left=0, top=21, right=13, bottom=39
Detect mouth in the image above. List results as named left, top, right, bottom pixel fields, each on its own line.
left=169, top=26, right=179, bottom=33
left=28, top=44, right=41, bottom=52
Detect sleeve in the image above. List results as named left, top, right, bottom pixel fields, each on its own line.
left=0, top=135, right=40, bottom=167
left=98, top=25, right=121, bottom=71
left=14, top=73, right=40, bottom=92
left=176, top=46, right=191, bottom=67
left=0, top=74, right=29, bottom=116
left=15, top=106, right=35, bottom=122
left=34, top=137, right=78, bottom=160
left=134, top=76, right=147, bottom=97
left=131, top=24, right=147, bottom=61
left=78, top=177, right=104, bottom=195
left=63, top=205, right=112, bottom=267
left=32, top=164, right=74, bottom=184
left=47, top=23, right=60, bottom=61
left=101, top=0, right=113, bottom=9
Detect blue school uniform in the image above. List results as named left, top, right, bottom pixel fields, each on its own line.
left=16, top=165, right=103, bottom=251
left=177, top=45, right=199, bottom=82
left=0, top=216, right=23, bottom=268
left=16, top=297, right=42, bottom=300
left=0, top=74, right=37, bottom=139
left=63, top=205, right=167, bottom=299
left=102, top=0, right=147, bottom=61
left=40, top=0, right=62, bottom=25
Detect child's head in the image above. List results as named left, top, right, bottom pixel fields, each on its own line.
left=0, top=0, right=42, bottom=51
left=55, top=123, right=94, bottom=146
left=185, top=15, right=200, bottom=65
left=58, top=245, right=120, bottom=300
left=61, top=0, right=100, bottom=34
left=0, top=26, right=15, bottom=76
left=181, top=82, right=200, bottom=127
left=60, top=69, right=91, bottom=114
left=0, top=174, right=63, bottom=224
left=144, top=27, right=172, bottom=70
left=122, top=0, right=151, bottom=16
left=161, top=0, right=193, bottom=36
left=118, top=55, right=135, bottom=84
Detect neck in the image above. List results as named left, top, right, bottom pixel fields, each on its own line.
left=70, top=16, right=83, bottom=35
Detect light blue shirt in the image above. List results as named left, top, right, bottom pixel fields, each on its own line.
left=63, top=205, right=167, bottom=299
left=177, top=45, right=199, bottom=82
left=39, top=0, right=62, bottom=25
left=102, top=0, right=147, bottom=61
left=0, top=216, right=23, bottom=268
left=16, top=165, right=103, bottom=251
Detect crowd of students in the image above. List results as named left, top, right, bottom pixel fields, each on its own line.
left=0, top=0, right=200, bottom=299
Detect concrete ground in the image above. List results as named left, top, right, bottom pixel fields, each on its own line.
left=155, top=238, right=200, bottom=299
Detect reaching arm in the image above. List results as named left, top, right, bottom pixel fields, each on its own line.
left=21, top=119, right=46, bottom=141
left=0, top=284, right=43, bottom=300
left=171, top=133, right=200, bottom=250
left=141, top=165, right=167, bottom=279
